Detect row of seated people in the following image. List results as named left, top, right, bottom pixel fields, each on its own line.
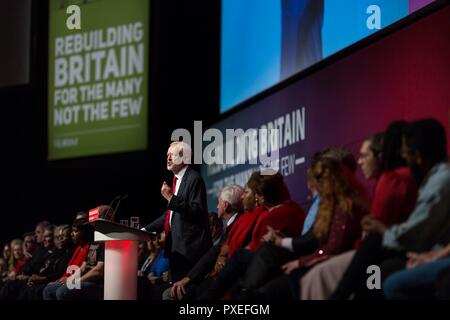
left=1, top=117, right=449, bottom=300
left=0, top=211, right=107, bottom=300
left=161, top=118, right=450, bottom=300
left=1, top=222, right=51, bottom=284
left=0, top=206, right=230, bottom=300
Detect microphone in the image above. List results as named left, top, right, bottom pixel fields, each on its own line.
left=104, top=195, right=123, bottom=221
left=109, top=194, right=128, bottom=222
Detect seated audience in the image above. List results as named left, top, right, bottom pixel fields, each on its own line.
left=43, top=218, right=104, bottom=300
left=22, top=233, right=37, bottom=259
left=138, top=232, right=170, bottom=300
left=13, top=225, right=56, bottom=282
left=301, top=122, right=417, bottom=300
left=227, top=147, right=359, bottom=299
left=198, top=172, right=306, bottom=300
left=241, top=156, right=370, bottom=300
left=1, top=244, right=11, bottom=286
left=0, top=225, right=74, bottom=300
left=8, top=240, right=28, bottom=275
left=34, top=221, right=52, bottom=246
left=331, top=119, right=450, bottom=299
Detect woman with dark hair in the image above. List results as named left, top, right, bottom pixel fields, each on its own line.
left=43, top=218, right=104, bottom=300
left=217, top=171, right=268, bottom=263
left=245, top=172, right=306, bottom=251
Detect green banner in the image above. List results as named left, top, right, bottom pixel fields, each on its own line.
left=48, top=0, right=149, bottom=160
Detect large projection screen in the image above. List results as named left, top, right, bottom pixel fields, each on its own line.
left=48, top=0, right=149, bottom=160
left=220, top=0, right=435, bottom=113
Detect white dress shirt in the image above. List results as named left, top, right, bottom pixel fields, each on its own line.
left=169, top=165, right=188, bottom=229
left=226, top=212, right=238, bottom=228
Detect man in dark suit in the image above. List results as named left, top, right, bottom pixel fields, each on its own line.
left=143, top=141, right=212, bottom=282
left=165, top=184, right=244, bottom=300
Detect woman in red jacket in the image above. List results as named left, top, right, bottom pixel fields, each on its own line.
left=198, top=172, right=306, bottom=300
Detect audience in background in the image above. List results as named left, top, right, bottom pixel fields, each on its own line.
left=138, top=236, right=161, bottom=296
left=14, top=226, right=56, bottom=283
left=20, top=225, right=75, bottom=300
left=138, top=241, right=150, bottom=270
left=0, top=225, right=74, bottom=300
left=1, top=244, right=11, bottom=286
left=22, top=233, right=37, bottom=259
left=198, top=172, right=306, bottom=300
left=301, top=121, right=418, bottom=299
left=146, top=233, right=170, bottom=284
left=218, top=147, right=358, bottom=300
left=0, top=258, right=7, bottom=282
left=9, top=240, right=27, bottom=274
left=43, top=218, right=104, bottom=300
left=2, top=244, right=11, bottom=264
left=3, top=226, right=55, bottom=292
left=34, top=221, right=52, bottom=246
left=332, top=118, right=450, bottom=300
left=138, top=232, right=170, bottom=300
left=240, top=156, right=370, bottom=300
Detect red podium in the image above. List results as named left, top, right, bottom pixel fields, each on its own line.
left=92, top=218, right=151, bottom=300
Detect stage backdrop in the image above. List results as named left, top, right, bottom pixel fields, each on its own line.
left=48, top=0, right=149, bottom=160
left=203, top=4, right=450, bottom=212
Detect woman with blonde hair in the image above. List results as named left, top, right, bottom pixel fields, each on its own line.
left=8, top=239, right=28, bottom=276
left=241, top=156, right=370, bottom=300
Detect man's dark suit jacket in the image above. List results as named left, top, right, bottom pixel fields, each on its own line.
left=144, top=166, right=212, bottom=266
left=186, top=212, right=241, bottom=283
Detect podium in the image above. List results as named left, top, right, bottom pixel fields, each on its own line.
left=92, top=219, right=152, bottom=300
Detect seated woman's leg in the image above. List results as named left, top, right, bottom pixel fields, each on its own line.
left=42, top=283, right=64, bottom=300
left=301, top=250, right=356, bottom=300
left=331, top=233, right=399, bottom=300
left=240, top=244, right=296, bottom=291
left=383, top=257, right=450, bottom=300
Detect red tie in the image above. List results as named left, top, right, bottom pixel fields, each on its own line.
left=164, top=176, right=178, bottom=234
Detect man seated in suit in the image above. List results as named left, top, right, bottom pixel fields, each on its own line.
left=142, top=141, right=212, bottom=283
left=163, top=184, right=244, bottom=300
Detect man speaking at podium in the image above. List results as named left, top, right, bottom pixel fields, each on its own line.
left=143, top=141, right=212, bottom=282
